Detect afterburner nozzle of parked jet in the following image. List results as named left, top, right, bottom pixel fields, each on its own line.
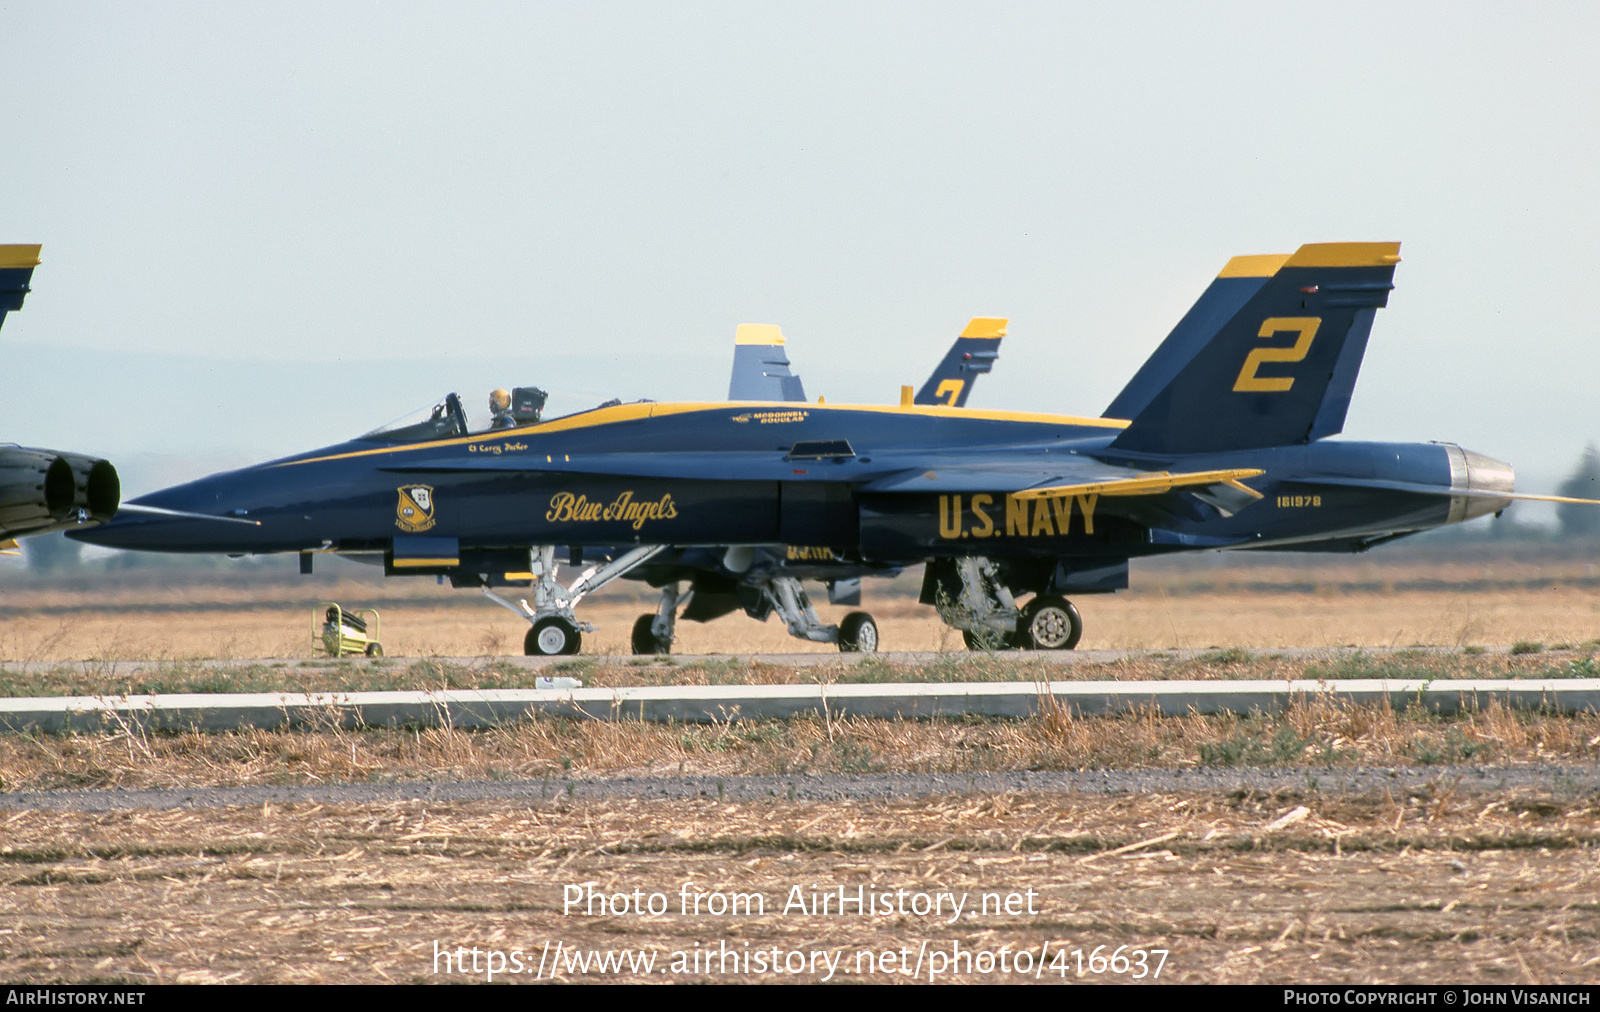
left=0, top=447, right=119, bottom=539
left=55, top=452, right=121, bottom=524
left=1444, top=445, right=1514, bottom=524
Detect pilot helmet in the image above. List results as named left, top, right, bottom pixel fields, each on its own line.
left=489, top=388, right=511, bottom=413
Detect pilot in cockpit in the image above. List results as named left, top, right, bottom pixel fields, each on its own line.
left=489, top=388, right=517, bottom=430
left=489, top=386, right=548, bottom=429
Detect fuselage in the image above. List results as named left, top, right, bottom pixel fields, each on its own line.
left=71, top=399, right=1512, bottom=564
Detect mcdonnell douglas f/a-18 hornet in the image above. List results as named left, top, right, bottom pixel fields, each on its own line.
left=0, top=246, right=119, bottom=548
left=71, top=242, right=1598, bottom=655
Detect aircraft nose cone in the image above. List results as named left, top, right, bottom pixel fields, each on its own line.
left=64, top=506, right=193, bottom=550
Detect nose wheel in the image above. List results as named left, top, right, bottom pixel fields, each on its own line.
left=526, top=616, right=582, bottom=656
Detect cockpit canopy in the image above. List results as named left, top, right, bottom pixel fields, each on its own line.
left=360, top=386, right=553, bottom=444
left=363, top=393, right=472, bottom=443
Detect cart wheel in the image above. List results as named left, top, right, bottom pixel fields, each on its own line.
left=365, top=642, right=384, bottom=658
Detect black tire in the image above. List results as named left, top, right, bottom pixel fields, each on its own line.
left=962, top=627, right=1013, bottom=651
left=364, top=642, right=384, bottom=658
left=1016, top=596, right=1082, bottom=650
left=838, top=611, right=879, bottom=653
left=526, top=616, right=582, bottom=656
left=631, top=613, right=670, bottom=655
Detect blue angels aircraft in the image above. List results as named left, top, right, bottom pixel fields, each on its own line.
left=0, top=246, right=119, bottom=548
left=72, top=242, right=1598, bottom=655
left=610, top=318, right=1005, bottom=654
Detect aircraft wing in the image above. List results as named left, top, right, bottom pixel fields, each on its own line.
left=859, top=459, right=1266, bottom=517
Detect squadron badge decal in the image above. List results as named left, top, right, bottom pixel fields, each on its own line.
left=395, top=484, right=437, bottom=532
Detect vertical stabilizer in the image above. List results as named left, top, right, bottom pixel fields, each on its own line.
left=728, top=324, right=807, bottom=401
left=914, top=317, right=1006, bottom=407
left=1104, top=254, right=1287, bottom=420
left=0, top=245, right=42, bottom=334
left=1109, top=242, right=1400, bottom=455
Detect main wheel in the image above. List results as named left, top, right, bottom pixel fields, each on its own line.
left=526, top=616, right=582, bottom=656
left=631, top=614, right=670, bottom=655
left=838, top=611, right=879, bottom=653
left=364, top=642, right=384, bottom=658
left=1015, top=596, right=1082, bottom=650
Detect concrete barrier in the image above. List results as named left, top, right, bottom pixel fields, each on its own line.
left=0, top=678, right=1596, bottom=733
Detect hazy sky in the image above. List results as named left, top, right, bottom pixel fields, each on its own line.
left=2, top=2, right=1597, bottom=501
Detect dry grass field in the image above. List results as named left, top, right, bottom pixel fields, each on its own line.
left=4, top=790, right=1599, bottom=984
left=0, top=542, right=1597, bottom=662
left=2, top=544, right=1599, bottom=985
left=3, top=693, right=1599, bottom=793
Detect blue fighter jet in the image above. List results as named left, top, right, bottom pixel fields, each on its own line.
left=611, top=318, right=1005, bottom=654
left=75, top=242, right=1597, bottom=656
left=0, top=246, right=119, bottom=547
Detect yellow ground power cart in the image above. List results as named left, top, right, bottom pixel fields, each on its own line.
left=316, top=603, right=383, bottom=658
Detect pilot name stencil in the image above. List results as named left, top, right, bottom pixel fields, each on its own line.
left=468, top=441, right=528, bottom=455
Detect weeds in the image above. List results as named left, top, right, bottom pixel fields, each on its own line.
left=1, top=694, right=1597, bottom=792
left=1199, top=647, right=1253, bottom=665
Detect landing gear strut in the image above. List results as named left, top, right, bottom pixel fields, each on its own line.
left=761, top=576, right=879, bottom=653
left=934, top=557, right=1082, bottom=651
left=483, top=544, right=668, bottom=656
left=631, top=582, right=684, bottom=655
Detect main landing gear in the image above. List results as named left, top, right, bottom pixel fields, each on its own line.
left=481, top=544, right=668, bottom=656
left=630, top=581, right=682, bottom=655
left=935, top=557, right=1082, bottom=651
left=630, top=576, right=880, bottom=656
